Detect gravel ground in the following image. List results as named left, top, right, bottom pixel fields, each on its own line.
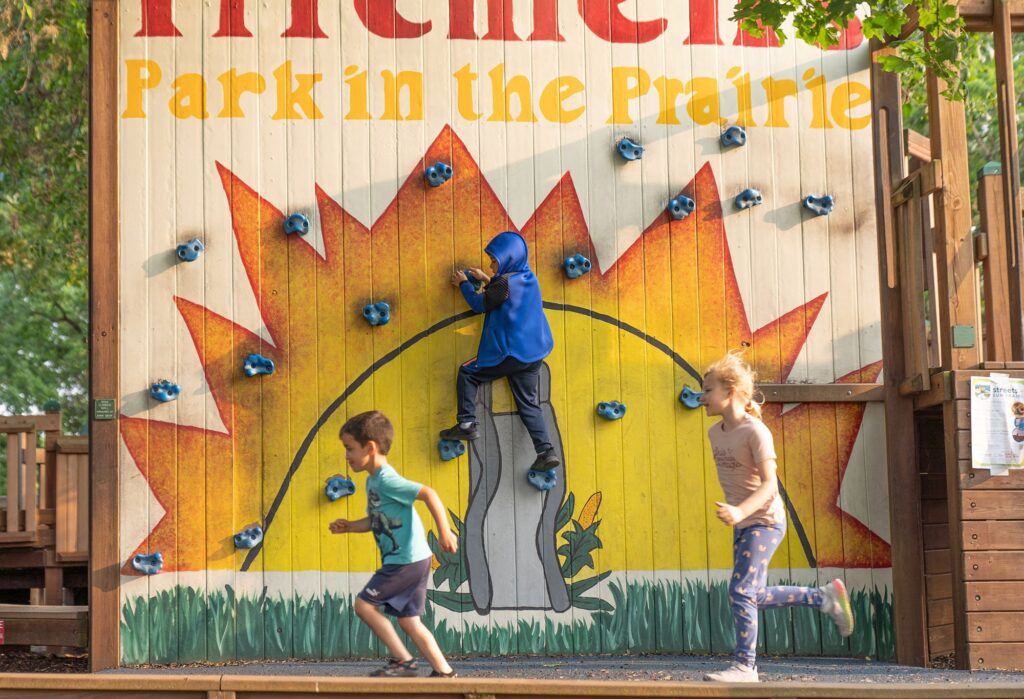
left=105, top=654, right=1024, bottom=684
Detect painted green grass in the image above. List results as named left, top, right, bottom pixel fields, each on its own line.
left=121, top=579, right=894, bottom=666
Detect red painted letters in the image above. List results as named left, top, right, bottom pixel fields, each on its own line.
left=577, top=0, right=667, bottom=43
left=355, top=0, right=431, bottom=39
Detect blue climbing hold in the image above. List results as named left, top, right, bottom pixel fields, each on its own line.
left=527, top=467, right=558, bottom=492
left=464, top=269, right=484, bottom=292
left=596, top=401, right=627, bottom=420
left=803, top=194, right=835, bottom=216
left=617, top=137, right=644, bottom=161
left=243, top=354, right=275, bottom=377
left=679, top=386, right=704, bottom=409
left=668, top=195, right=696, bottom=221
left=150, top=380, right=181, bottom=403
left=438, top=439, right=466, bottom=462
left=325, top=475, right=356, bottom=502
left=176, top=238, right=205, bottom=262
left=233, top=526, right=264, bottom=549
left=721, top=125, right=747, bottom=148
left=425, top=162, right=454, bottom=187
left=563, top=253, right=592, bottom=279
left=284, top=213, right=310, bottom=235
left=735, top=188, right=763, bottom=210
left=131, top=552, right=164, bottom=575
left=362, top=301, right=391, bottom=326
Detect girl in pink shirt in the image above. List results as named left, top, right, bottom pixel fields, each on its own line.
left=700, top=352, right=854, bottom=683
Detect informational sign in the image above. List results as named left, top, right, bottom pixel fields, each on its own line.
left=971, top=375, right=1024, bottom=472
left=93, top=399, right=117, bottom=421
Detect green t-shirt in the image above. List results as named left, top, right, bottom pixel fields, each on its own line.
left=365, top=464, right=432, bottom=565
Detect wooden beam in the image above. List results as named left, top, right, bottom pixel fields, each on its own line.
left=993, top=0, right=1024, bottom=359
left=870, top=39, right=928, bottom=667
left=928, top=68, right=981, bottom=370
left=88, top=0, right=120, bottom=672
left=0, top=605, right=88, bottom=647
left=0, top=415, right=62, bottom=433
left=758, top=383, right=884, bottom=403
left=960, top=0, right=1024, bottom=30
left=905, top=128, right=932, bottom=163
left=977, top=168, right=1014, bottom=361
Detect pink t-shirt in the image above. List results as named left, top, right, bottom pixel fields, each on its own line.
left=708, top=415, right=785, bottom=528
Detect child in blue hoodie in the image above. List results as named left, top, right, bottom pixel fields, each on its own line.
left=441, top=231, right=560, bottom=474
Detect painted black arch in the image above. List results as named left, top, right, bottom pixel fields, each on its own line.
left=241, top=303, right=816, bottom=570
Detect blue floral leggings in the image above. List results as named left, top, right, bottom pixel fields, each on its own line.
left=731, top=523, right=823, bottom=667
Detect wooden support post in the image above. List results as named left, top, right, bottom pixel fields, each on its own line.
left=24, top=429, right=37, bottom=533
left=6, top=432, right=21, bottom=536
left=927, top=72, right=981, bottom=371
left=89, top=0, right=120, bottom=671
left=870, top=40, right=928, bottom=666
left=977, top=167, right=1013, bottom=361
left=993, top=0, right=1024, bottom=358
left=44, top=565, right=64, bottom=607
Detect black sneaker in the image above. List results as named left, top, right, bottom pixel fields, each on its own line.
left=439, top=423, right=479, bottom=441
left=430, top=669, right=458, bottom=678
left=530, top=449, right=560, bottom=471
left=369, top=658, right=419, bottom=677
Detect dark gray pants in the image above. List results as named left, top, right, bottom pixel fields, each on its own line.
left=457, top=357, right=553, bottom=455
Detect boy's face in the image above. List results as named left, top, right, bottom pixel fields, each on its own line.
left=488, top=255, right=499, bottom=275
left=341, top=433, right=375, bottom=471
left=700, top=375, right=732, bottom=418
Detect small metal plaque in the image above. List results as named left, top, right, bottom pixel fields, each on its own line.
left=952, top=325, right=976, bottom=349
left=93, top=399, right=117, bottom=421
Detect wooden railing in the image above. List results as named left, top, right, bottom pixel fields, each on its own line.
left=0, top=413, right=87, bottom=561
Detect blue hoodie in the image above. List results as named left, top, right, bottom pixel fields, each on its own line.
left=459, top=231, right=553, bottom=368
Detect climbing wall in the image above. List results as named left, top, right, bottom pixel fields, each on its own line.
left=115, top=0, right=893, bottom=663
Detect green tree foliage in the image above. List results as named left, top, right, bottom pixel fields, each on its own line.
left=901, top=31, right=1024, bottom=198
left=0, top=1, right=88, bottom=431
left=731, top=0, right=967, bottom=99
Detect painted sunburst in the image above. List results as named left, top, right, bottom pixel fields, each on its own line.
left=120, top=125, right=889, bottom=575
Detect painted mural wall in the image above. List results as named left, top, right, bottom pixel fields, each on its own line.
left=116, top=0, right=892, bottom=664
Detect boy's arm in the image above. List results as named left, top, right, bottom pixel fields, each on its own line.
left=329, top=516, right=372, bottom=534
left=416, top=486, right=458, bottom=552
left=482, top=274, right=509, bottom=311
left=459, top=281, right=486, bottom=313
left=347, top=516, right=372, bottom=532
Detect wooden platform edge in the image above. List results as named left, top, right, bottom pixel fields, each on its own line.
left=0, top=675, right=1020, bottom=699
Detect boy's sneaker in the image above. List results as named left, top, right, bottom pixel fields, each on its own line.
left=439, top=423, right=479, bottom=441
left=530, top=449, right=560, bottom=471
left=369, top=658, right=419, bottom=677
left=429, top=669, right=458, bottom=678
left=820, top=578, right=855, bottom=637
left=703, top=662, right=759, bottom=683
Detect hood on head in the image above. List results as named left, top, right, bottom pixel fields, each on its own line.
left=484, top=231, right=530, bottom=275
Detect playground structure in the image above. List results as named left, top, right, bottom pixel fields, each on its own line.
left=73, top=0, right=1024, bottom=677
left=869, top=0, right=1024, bottom=671
left=0, top=410, right=88, bottom=647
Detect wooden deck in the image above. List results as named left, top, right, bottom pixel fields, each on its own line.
left=0, top=674, right=1020, bottom=699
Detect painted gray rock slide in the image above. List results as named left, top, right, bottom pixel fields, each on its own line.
left=463, top=363, right=570, bottom=613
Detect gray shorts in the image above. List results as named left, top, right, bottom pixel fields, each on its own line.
left=358, top=557, right=432, bottom=618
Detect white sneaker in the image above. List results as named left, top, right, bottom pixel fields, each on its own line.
left=703, top=661, right=759, bottom=682
left=820, top=578, right=855, bottom=637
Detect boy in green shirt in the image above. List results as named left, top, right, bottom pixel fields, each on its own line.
left=330, top=410, right=458, bottom=677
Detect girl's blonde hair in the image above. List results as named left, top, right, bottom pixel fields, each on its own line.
left=704, top=351, right=763, bottom=419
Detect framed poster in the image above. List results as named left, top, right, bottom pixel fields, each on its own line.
left=971, top=375, right=1024, bottom=471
